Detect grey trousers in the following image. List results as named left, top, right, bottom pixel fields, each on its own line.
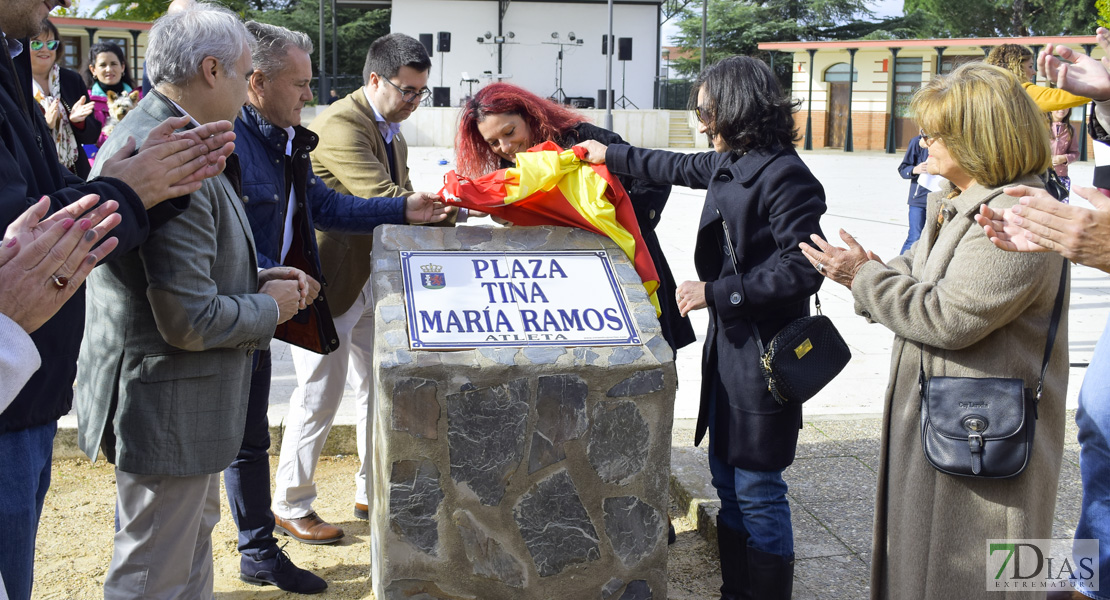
left=104, top=469, right=221, bottom=600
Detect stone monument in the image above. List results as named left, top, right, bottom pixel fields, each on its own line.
left=369, top=223, right=677, bottom=600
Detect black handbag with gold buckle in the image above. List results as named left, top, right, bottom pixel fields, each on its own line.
left=749, top=296, right=851, bottom=405
left=918, top=258, right=1068, bottom=478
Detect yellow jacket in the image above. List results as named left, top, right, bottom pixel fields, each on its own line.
left=1022, top=82, right=1089, bottom=112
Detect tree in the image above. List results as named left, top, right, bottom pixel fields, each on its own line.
left=91, top=0, right=294, bottom=19
left=904, top=0, right=1097, bottom=37
left=51, top=0, right=83, bottom=18
left=1100, top=0, right=1110, bottom=27
left=86, top=0, right=389, bottom=90
left=669, top=0, right=920, bottom=79
left=245, top=1, right=390, bottom=83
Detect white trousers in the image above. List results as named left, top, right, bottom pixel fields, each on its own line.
left=273, top=278, right=374, bottom=519
left=105, top=470, right=221, bottom=600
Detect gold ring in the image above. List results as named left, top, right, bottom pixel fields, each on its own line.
left=51, top=274, right=68, bottom=289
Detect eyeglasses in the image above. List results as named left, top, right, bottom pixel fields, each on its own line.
left=919, top=128, right=938, bottom=146
left=695, top=104, right=709, bottom=124
left=381, top=77, right=431, bottom=104
left=30, top=40, right=60, bottom=51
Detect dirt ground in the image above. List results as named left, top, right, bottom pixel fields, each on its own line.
left=32, top=455, right=721, bottom=599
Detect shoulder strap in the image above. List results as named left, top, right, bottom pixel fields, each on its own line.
left=918, top=257, right=1069, bottom=401
left=720, top=220, right=822, bottom=355
left=1035, top=257, right=1069, bottom=401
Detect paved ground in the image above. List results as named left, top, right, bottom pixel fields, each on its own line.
left=671, top=413, right=1085, bottom=599
left=54, top=147, right=1105, bottom=598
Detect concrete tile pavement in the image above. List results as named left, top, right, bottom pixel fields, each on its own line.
left=672, top=412, right=1084, bottom=600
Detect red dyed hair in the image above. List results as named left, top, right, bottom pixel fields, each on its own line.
left=455, top=82, right=586, bottom=178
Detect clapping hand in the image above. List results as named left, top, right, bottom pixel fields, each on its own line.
left=68, top=96, right=93, bottom=125
left=976, top=185, right=1110, bottom=273
left=799, top=229, right=880, bottom=290
left=1039, top=37, right=1110, bottom=101
left=0, top=197, right=120, bottom=333
left=98, top=116, right=237, bottom=209
left=43, top=98, right=61, bottom=129
left=5, top=194, right=121, bottom=255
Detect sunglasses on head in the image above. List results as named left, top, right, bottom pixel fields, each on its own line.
left=30, top=40, right=60, bottom=51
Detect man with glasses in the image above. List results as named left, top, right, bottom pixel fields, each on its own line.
left=271, top=32, right=440, bottom=544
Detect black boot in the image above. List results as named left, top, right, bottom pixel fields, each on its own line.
left=747, top=545, right=794, bottom=600
left=716, top=516, right=752, bottom=600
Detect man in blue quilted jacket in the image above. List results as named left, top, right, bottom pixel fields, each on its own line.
left=227, top=21, right=449, bottom=594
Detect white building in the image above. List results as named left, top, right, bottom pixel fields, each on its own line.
left=390, top=0, right=666, bottom=110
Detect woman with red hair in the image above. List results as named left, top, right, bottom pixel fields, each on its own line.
left=456, top=82, right=695, bottom=354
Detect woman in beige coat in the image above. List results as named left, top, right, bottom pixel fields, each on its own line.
left=801, top=63, right=1070, bottom=599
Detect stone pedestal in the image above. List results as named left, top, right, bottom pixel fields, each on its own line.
left=369, top=224, right=676, bottom=600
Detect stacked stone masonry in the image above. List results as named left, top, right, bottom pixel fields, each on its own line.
left=370, top=224, right=677, bottom=600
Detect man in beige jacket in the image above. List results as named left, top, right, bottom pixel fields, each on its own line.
left=271, top=33, right=433, bottom=542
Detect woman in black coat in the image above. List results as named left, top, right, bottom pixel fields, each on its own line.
left=578, top=56, right=826, bottom=599
left=27, top=20, right=101, bottom=179
left=455, top=82, right=696, bottom=353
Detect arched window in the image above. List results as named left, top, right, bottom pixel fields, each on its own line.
left=823, top=62, right=857, bottom=83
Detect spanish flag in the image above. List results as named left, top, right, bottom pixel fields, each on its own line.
left=441, top=141, right=661, bottom=316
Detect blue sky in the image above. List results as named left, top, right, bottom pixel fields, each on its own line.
left=873, top=0, right=904, bottom=18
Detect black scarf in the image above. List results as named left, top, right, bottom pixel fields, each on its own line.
left=93, top=79, right=129, bottom=96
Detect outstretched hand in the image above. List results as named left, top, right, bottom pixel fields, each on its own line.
left=405, top=191, right=456, bottom=224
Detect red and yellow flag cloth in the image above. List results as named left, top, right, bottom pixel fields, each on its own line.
left=440, top=141, right=661, bottom=316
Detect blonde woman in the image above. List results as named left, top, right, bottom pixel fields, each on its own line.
left=801, top=63, right=1069, bottom=600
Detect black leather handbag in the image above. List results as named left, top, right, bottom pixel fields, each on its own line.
left=721, top=221, right=850, bottom=405
left=1043, top=169, right=1071, bottom=202
left=918, top=259, right=1068, bottom=478
left=749, top=296, right=851, bottom=405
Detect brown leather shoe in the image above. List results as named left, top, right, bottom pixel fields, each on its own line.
left=354, top=503, right=369, bottom=521
left=274, top=513, right=344, bottom=545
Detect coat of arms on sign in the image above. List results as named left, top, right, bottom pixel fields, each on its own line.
left=420, top=263, right=445, bottom=289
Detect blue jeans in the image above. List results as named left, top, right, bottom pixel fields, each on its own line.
left=223, top=350, right=280, bottom=561
left=1073, top=318, right=1110, bottom=599
left=707, top=388, right=794, bottom=557
left=901, top=205, right=927, bottom=255
left=0, top=421, right=57, bottom=600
